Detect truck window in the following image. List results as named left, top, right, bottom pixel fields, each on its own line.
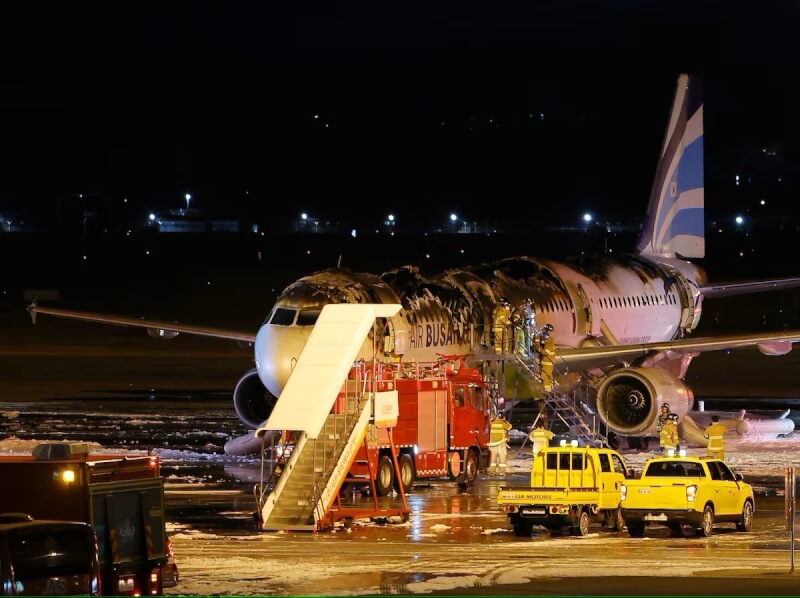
left=472, top=385, right=484, bottom=410
left=556, top=453, right=585, bottom=470
left=453, top=386, right=465, bottom=407
left=611, top=454, right=627, bottom=475
left=598, top=453, right=611, bottom=473
left=571, top=453, right=585, bottom=470
left=707, top=461, right=723, bottom=480
left=713, top=461, right=737, bottom=481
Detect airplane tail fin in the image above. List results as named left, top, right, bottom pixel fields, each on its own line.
left=637, top=74, right=704, bottom=259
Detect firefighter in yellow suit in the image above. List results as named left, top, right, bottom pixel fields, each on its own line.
left=704, top=415, right=727, bottom=459
left=492, top=298, right=512, bottom=354
left=659, top=414, right=679, bottom=453
left=528, top=419, right=554, bottom=457
left=537, top=324, right=556, bottom=392
left=489, top=412, right=513, bottom=475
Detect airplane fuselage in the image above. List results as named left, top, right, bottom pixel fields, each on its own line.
left=253, top=254, right=707, bottom=402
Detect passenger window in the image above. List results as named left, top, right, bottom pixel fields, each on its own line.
left=546, top=453, right=558, bottom=469
left=599, top=454, right=611, bottom=473
left=612, top=454, right=627, bottom=475
left=454, top=387, right=465, bottom=407
left=707, top=462, right=722, bottom=480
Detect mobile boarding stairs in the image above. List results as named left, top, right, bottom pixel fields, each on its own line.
left=252, top=303, right=410, bottom=532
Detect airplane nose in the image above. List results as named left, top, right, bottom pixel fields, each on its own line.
left=254, top=323, right=311, bottom=397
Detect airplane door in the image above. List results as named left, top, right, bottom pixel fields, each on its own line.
left=383, top=316, right=409, bottom=355
left=576, top=284, right=593, bottom=336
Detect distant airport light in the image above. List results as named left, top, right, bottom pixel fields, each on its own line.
left=351, top=229, right=357, bottom=238
left=760, top=199, right=766, bottom=206
left=735, top=215, right=744, bottom=225
left=582, top=212, right=593, bottom=223
left=149, top=213, right=155, bottom=221
left=185, top=193, right=191, bottom=212
left=450, top=213, right=457, bottom=222
left=301, top=213, right=308, bottom=220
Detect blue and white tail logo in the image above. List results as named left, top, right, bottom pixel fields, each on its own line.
left=637, top=74, right=704, bottom=259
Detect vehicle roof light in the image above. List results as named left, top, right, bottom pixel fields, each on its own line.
left=667, top=449, right=675, bottom=457
left=571, top=439, right=579, bottom=447
left=559, top=439, right=567, bottom=446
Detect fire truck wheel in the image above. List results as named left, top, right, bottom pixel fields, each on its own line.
left=447, top=451, right=461, bottom=481
left=375, top=455, right=395, bottom=497
left=462, top=449, right=479, bottom=487
left=393, top=454, right=415, bottom=494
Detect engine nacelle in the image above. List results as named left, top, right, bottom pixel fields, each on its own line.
left=233, top=368, right=278, bottom=429
left=596, top=367, right=694, bottom=436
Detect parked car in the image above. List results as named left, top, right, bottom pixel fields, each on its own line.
left=0, top=519, right=101, bottom=595
left=620, top=453, right=755, bottom=537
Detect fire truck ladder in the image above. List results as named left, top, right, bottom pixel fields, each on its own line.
left=252, top=303, right=406, bottom=532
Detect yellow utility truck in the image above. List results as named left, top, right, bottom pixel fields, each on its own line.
left=497, top=444, right=631, bottom=536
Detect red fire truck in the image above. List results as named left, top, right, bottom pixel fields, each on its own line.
left=0, top=442, right=171, bottom=596
left=342, top=356, right=492, bottom=495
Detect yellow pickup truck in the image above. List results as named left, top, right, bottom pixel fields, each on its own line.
left=620, top=453, right=755, bottom=537
left=497, top=445, right=631, bottom=536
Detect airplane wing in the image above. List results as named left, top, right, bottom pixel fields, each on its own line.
left=699, top=276, right=800, bottom=298
left=556, top=330, right=800, bottom=371
left=27, top=302, right=257, bottom=344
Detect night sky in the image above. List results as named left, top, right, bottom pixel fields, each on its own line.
left=2, top=1, right=799, bottom=226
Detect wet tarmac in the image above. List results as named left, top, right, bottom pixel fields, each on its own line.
left=4, top=300, right=800, bottom=594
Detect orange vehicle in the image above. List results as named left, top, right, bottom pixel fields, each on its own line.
left=0, top=442, right=171, bottom=596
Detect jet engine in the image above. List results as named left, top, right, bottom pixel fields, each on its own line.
left=595, top=367, right=693, bottom=436
left=233, top=368, right=278, bottom=429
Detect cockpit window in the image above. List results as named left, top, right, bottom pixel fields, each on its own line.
left=296, top=310, right=321, bottom=326
left=269, top=307, right=297, bottom=326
